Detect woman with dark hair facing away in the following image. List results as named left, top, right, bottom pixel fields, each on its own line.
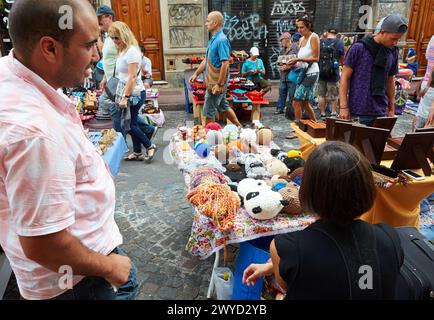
left=243, top=142, right=404, bottom=299
left=285, top=14, right=320, bottom=139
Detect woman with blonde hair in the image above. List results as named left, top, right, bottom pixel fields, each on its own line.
left=109, top=21, right=157, bottom=162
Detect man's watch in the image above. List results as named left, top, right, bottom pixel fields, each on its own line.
left=122, top=95, right=130, bottom=99
left=217, top=83, right=225, bottom=87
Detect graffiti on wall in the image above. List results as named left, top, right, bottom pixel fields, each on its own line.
left=169, top=27, right=193, bottom=48
left=268, top=0, right=306, bottom=76
left=271, top=0, right=306, bottom=16
left=168, top=4, right=202, bottom=27
left=168, top=3, right=203, bottom=48
left=1, top=0, right=14, bottom=31
left=222, top=12, right=268, bottom=41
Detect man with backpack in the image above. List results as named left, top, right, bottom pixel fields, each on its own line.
left=317, top=28, right=345, bottom=119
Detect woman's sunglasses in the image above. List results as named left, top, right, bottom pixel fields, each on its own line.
left=110, top=36, right=120, bottom=41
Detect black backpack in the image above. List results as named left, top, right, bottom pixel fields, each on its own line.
left=319, top=39, right=339, bottom=80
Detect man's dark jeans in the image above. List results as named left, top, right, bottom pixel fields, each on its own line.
left=277, top=81, right=296, bottom=119
left=51, top=247, right=139, bottom=300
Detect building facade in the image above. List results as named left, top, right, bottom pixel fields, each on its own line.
left=1, top=0, right=428, bottom=87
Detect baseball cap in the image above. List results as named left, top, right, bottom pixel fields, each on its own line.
left=279, top=32, right=291, bottom=41
left=250, top=47, right=259, bottom=56
left=96, top=5, right=115, bottom=18
left=328, top=27, right=338, bottom=34
left=375, top=14, right=408, bottom=33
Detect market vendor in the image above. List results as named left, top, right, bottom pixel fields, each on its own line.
left=189, top=11, right=241, bottom=127
left=0, top=0, right=138, bottom=300
left=241, top=47, right=272, bottom=95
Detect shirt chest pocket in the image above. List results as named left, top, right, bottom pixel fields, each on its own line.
left=76, top=152, right=98, bottom=183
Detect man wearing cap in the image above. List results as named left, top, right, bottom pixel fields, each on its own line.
left=317, top=28, right=345, bottom=119
left=189, top=11, right=241, bottom=126
left=276, top=32, right=299, bottom=117
left=241, top=47, right=271, bottom=94
left=339, top=14, right=408, bottom=126
left=96, top=6, right=121, bottom=117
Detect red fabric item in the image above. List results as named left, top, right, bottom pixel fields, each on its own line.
left=205, top=122, right=222, bottom=132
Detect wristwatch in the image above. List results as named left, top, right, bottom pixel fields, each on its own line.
left=122, top=95, right=130, bottom=99
left=217, top=83, right=225, bottom=87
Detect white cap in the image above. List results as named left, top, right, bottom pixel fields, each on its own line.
left=250, top=47, right=259, bottom=56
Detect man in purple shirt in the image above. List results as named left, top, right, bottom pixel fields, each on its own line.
left=339, top=14, right=408, bottom=126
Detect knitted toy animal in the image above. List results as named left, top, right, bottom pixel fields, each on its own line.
left=265, top=158, right=289, bottom=177
left=244, top=189, right=289, bottom=220
left=237, top=178, right=269, bottom=198
left=244, top=154, right=270, bottom=179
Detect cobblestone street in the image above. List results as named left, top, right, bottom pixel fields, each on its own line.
left=109, top=106, right=414, bottom=300
left=3, top=106, right=417, bottom=300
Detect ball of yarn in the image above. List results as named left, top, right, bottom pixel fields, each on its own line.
left=206, top=130, right=224, bottom=147
left=227, top=139, right=242, bottom=151
left=205, top=122, right=222, bottom=132
left=194, top=140, right=210, bottom=158
left=222, top=124, right=239, bottom=144
left=214, top=144, right=229, bottom=164
left=240, top=128, right=257, bottom=144
left=257, top=128, right=274, bottom=145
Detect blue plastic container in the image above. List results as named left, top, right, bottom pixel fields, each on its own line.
left=232, top=237, right=273, bottom=300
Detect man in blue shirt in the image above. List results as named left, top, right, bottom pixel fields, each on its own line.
left=189, top=11, right=241, bottom=126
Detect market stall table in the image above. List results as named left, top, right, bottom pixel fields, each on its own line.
left=87, top=131, right=128, bottom=177
left=290, top=123, right=434, bottom=228
left=169, top=132, right=317, bottom=299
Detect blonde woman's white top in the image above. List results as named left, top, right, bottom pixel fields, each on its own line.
left=116, top=46, right=145, bottom=95
left=297, top=33, right=320, bottom=75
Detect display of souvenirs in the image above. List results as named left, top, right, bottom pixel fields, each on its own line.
left=231, top=50, right=249, bottom=62
left=87, top=129, right=117, bottom=155
left=182, top=56, right=204, bottom=65
left=83, top=90, right=98, bottom=114
left=146, top=89, right=159, bottom=99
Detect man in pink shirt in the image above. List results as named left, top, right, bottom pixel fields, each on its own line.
left=0, top=0, right=138, bottom=300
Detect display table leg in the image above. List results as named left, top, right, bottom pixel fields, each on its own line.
left=199, top=104, right=206, bottom=126
left=251, top=104, right=261, bottom=121
left=206, top=249, right=220, bottom=299
left=193, top=101, right=201, bottom=125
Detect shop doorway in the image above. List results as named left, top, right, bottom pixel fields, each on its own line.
left=406, top=0, right=434, bottom=77
left=111, top=0, right=165, bottom=80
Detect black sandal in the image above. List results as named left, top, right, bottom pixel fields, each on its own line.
left=145, top=144, right=157, bottom=163
left=124, top=152, right=144, bottom=161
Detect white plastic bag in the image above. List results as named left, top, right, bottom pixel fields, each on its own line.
left=213, top=267, right=234, bottom=300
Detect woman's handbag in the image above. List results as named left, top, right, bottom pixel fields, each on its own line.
left=287, top=63, right=312, bottom=85
left=105, top=66, right=119, bottom=102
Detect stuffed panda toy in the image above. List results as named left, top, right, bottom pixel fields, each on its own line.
left=237, top=178, right=269, bottom=198
left=244, top=188, right=289, bottom=220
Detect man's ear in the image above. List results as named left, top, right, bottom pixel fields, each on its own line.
left=39, top=36, right=61, bottom=64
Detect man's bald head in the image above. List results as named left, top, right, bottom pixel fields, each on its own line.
left=8, top=0, right=96, bottom=61
left=208, top=11, right=224, bottom=27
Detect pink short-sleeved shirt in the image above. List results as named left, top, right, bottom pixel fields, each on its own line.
left=0, top=51, right=122, bottom=300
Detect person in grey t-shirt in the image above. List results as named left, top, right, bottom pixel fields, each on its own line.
left=276, top=32, right=299, bottom=118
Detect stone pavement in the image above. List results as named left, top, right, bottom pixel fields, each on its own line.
left=2, top=106, right=420, bottom=300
